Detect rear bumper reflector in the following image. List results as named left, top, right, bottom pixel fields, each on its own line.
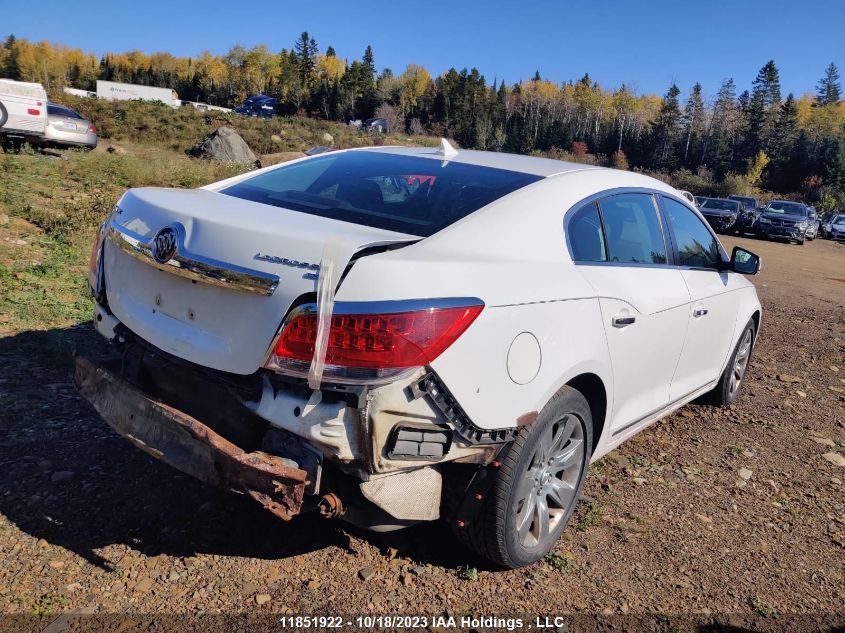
left=74, top=356, right=307, bottom=520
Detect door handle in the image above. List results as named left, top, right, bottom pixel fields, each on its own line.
left=612, top=315, right=636, bottom=328
left=693, top=307, right=709, bottom=317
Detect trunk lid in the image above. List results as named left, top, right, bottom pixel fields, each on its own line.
left=103, top=187, right=415, bottom=374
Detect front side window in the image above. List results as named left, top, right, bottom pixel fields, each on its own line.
left=598, top=193, right=667, bottom=264
left=662, top=196, right=723, bottom=269
left=568, top=201, right=607, bottom=262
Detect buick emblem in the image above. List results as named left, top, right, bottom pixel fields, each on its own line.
left=151, top=226, right=178, bottom=264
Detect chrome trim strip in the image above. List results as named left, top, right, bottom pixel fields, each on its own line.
left=107, top=221, right=279, bottom=296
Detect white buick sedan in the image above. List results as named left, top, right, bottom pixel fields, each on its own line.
left=77, top=141, right=762, bottom=568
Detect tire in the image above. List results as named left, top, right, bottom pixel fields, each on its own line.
left=453, top=386, right=592, bottom=568
left=798, top=239, right=805, bottom=245
left=705, top=320, right=755, bottom=406
left=0, top=102, right=7, bottom=129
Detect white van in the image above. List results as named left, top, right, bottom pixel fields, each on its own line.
left=0, top=79, right=48, bottom=139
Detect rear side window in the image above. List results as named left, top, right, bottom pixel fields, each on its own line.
left=598, top=193, right=667, bottom=264
left=220, top=151, right=542, bottom=237
left=661, top=196, right=722, bottom=269
left=568, top=202, right=607, bottom=262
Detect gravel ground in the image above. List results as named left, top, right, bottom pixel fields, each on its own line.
left=0, top=234, right=843, bottom=631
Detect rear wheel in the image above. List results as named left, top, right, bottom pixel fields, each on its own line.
left=0, top=102, right=7, bottom=128
left=706, top=320, right=755, bottom=406
left=453, top=386, right=592, bottom=568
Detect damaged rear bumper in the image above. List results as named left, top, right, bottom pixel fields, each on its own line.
left=74, top=356, right=308, bottom=520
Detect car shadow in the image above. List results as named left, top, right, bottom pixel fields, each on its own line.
left=0, top=324, right=485, bottom=571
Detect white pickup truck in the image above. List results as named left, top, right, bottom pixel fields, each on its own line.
left=0, top=79, right=48, bottom=141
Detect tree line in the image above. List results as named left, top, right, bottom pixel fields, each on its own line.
left=1, top=33, right=844, bottom=207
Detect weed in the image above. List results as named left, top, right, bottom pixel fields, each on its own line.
left=575, top=500, right=603, bottom=532
left=748, top=596, right=778, bottom=618
left=456, top=565, right=479, bottom=581
left=544, top=552, right=576, bottom=573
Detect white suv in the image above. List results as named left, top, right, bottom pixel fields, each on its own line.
left=77, top=142, right=762, bottom=568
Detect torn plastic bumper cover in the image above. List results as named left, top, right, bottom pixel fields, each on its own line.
left=74, top=356, right=308, bottom=520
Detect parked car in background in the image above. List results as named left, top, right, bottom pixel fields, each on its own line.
left=699, top=198, right=741, bottom=233
left=757, top=200, right=810, bottom=245
left=0, top=79, right=47, bottom=143
left=804, top=206, right=819, bottom=240
left=40, top=103, right=97, bottom=149
left=694, top=196, right=707, bottom=207
left=77, top=143, right=762, bottom=568
left=363, top=117, right=389, bottom=133
left=728, top=195, right=761, bottom=233
left=826, top=214, right=845, bottom=242
left=234, top=95, right=277, bottom=118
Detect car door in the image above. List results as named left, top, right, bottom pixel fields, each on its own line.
left=567, top=192, right=691, bottom=433
left=659, top=195, right=741, bottom=399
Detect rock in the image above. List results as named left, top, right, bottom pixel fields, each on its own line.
left=830, top=366, right=840, bottom=373
left=401, top=574, right=413, bottom=587
left=50, top=471, right=75, bottom=483
left=0, top=213, right=8, bottom=226
left=777, top=374, right=802, bottom=383
left=48, top=560, right=64, bottom=569
left=695, top=513, right=713, bottom=524
left=259, top=151, right=306, bottom=168
left=829, top=386, right=845, bottom=394
left=411, top=566, right=425, bottom=576
left=255, top=593, right=271, bottom=605
left=38, top=459, right=52, bottom=469
left=385, top=547, right=399, bottom=560
left=65, top=582, right=82, bottom=592
left=321, top=132, right=334, bottom=144
left=168, top=571, right=179, bottom=582
left=796, top=390, right=807, bottom=398
left=738, top=468, right=753, bottom=481
left=106, top=145, right=127, bottom=155
left=811, top=437, right=836, bottom=448
left=305, top=579, right=320, bottom=590
left=358, top=567, right=375, bottom=581
left=822, top=452, right=845, bottom=467
left=186, top=127, right=257, bottom=165
left=633, top=477, right=648, bottom=485
left=37, top=538, right=48, bottom=548
left=134, top=577, right=153, bottom=593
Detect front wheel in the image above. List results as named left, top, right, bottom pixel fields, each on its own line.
left=705, top=321, right=755, bottom=406
left=453, top=386, right=592, bottom=568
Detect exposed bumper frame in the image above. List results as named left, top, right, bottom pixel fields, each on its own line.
left=74, top=356, right=308, bottom=520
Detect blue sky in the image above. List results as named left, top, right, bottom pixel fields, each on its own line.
left=4, top=0, right=843, bottom=99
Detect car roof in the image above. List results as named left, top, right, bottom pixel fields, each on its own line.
left=348, top=145, right=602, bottom=177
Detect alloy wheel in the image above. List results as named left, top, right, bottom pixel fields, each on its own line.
left=729, top=329, right=753, bottom=397
left=513, top=414, right=585, bottom=549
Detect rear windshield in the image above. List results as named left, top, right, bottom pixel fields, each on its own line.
left=47, top=104, right=82, bottom=119
left=220, top=151, right=543, bottom=237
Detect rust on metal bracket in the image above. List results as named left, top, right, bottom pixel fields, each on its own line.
left=74, top=356, right=307, bottom=520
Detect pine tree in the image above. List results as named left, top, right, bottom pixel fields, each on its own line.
left=1, top=34, right=21, bottom=79
left=681, top=82, right=706, bottom=165
left=744, top=60, right=782, bottom=158
left=294, top=31, right=318, bottom=91
left=702, top=78, right=740, bottom=175
left=651, top=83, right=682, bottom=169
left=815, top=62, right=842, bottom=105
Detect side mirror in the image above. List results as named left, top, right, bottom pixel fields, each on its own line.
left=730, top=246, right=761, bottom=275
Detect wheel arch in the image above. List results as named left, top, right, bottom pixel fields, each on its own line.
left=565, top=372, right=607, bottom=454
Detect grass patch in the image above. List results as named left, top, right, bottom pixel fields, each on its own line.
left=574, top=500, right=603, bottom=532
left=30, top=593, right=69, bottom=617
left=748, top=596, right=778, bottom=618
left=544, top=552, right=576, bottom=573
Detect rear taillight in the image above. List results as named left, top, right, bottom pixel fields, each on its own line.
left=266, top=300, right=483, bottom=385
left=27, top=108, right=40, bottom=116
left=88, top=124, right=97, bottom=133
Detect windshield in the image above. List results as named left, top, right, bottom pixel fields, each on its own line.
left=765, top=201, right=806, bottom=216
left=221, top=151, right=543, bottom=237
left=834, top=216, right=845, bottom=225
left=702, top=199, right=739, bottom=212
